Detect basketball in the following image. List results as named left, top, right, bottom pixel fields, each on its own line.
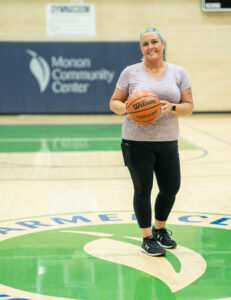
left=126, top=90, right=161, bottom=125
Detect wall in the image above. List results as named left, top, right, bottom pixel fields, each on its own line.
left=0, top=0, right=231, bottom=112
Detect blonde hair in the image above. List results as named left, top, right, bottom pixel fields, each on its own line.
left=140, top=27, right=164, bottom=43
left=140, top=27, right=166, bottom=61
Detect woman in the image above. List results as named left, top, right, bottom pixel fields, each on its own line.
left=109, top=27, right=194, bottom=257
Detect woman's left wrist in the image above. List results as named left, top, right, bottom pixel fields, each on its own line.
left=170, top=104, right=176, bottom=113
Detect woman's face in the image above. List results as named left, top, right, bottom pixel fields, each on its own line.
left=140, top=31, right=165, bottom=61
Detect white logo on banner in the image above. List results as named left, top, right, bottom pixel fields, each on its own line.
left=26, top=49, right=51, bottom=93
left=26, top=49, right=115, bottom=94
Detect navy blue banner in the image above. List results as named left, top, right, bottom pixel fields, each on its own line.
left=0, top=42, right=141, bottom=114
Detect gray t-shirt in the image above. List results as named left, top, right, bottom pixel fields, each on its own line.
left=116, top=62, right=191, bottom=141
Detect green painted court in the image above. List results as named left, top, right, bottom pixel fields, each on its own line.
left=0, top=124, right=196, bottom=152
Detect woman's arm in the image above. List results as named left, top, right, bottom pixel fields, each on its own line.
left=160, top=88, right=194, bottom=116
left=109, top=88, right=129, bottom=115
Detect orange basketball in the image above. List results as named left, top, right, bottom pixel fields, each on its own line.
left=126, top=90, right=161, bottom=125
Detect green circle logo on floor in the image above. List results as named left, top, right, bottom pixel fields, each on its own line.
left=0, top=211, right=230, bottom=300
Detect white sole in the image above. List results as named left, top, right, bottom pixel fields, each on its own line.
left=157, top=241, right=177, bottom=249
left=140, top=247, right=166, bottom=257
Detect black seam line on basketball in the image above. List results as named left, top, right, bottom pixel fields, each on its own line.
left=127, top=96, right=159, bottom=109
left=128, top=104, right=161, bottom=114
left=127, top=96, right=158, bottom=109
left=133, top=119, right=157, bottom=125
left=134, top=118, right=158, bottom=123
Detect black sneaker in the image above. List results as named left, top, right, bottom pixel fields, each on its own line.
left=141, top=236, right=166, bottom=256
left=152, top=227, right=177, bottom=249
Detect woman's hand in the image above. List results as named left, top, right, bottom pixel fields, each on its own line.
left=160, top=88, right=194, bottom=116
left=160, top=100, right=174, bottom=114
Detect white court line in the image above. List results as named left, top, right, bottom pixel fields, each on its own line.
left=0, top=137, right=121, bottom=142
left=1, top=187, right=231, bottom=195
left=0, top=189, right=133, bottom=194
left=183, top=187, right=231, bottom=191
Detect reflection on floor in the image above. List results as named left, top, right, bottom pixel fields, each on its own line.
left=0, top=114, right=231, bottom=299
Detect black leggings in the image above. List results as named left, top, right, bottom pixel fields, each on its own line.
left=121, top=139, right=180, bottom=228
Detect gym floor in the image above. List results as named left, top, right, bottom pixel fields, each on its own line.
left=0, top=113, right=230, bottom=300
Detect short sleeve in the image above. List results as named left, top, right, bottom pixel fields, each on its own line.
left=116, top=67, right=130, bottom=92
left=176, top=66, right=191, bottom=91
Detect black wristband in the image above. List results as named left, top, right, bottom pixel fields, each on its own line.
left=171, top=104, right=176, bottom=113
